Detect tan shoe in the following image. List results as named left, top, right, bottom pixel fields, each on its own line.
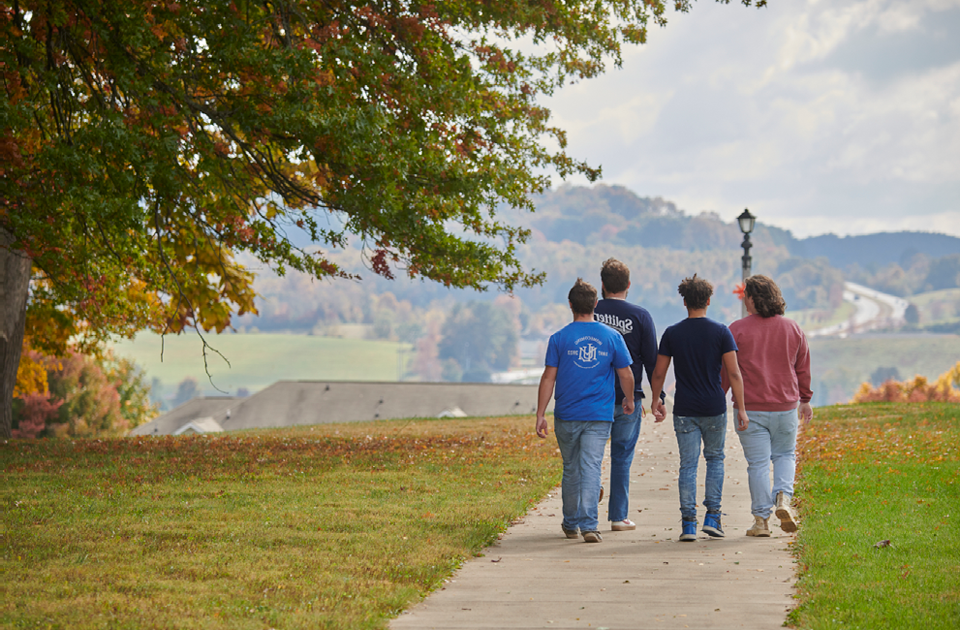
left=746, top=515, right=771, bottom=537
left=776, top=492, right=798, bottom=533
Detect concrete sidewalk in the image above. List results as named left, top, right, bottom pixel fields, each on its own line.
left=391, top=412, right=798, bottom=630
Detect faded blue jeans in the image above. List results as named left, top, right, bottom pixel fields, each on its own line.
left=737, top=409, right=798, bottom=519
left=674, top=413, right=727, bottom=522
left=554, top=419, right=613, bottom=533
left=608, top=402, right=642, bottom=523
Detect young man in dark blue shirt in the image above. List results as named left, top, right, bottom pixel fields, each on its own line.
left=593, top=258, right=664, bottom=531
left=650, top=274, right=749, bottom=541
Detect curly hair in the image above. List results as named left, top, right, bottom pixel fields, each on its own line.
left=600, top=258, right=630, bottom=295
left=678, top=274, right=713, bottom=310
left=744, top=275, right=786, bottom=317
left=568, top=278, right=598, bottom=315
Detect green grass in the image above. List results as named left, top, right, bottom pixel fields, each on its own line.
left=790, top=402, right=960, bottom=629
left=110, top=332, right=413, bottom=395
left=1, top=416, right=558, bottom=629
left=908, top=288, right=960, bottom=325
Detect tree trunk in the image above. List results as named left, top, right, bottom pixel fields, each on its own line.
left=0, top=227, right=32, bottom=439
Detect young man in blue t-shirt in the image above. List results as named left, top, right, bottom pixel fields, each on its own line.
left=536, top=278, right=635, bottom=543
left=650, top=274, right=749, bottom=541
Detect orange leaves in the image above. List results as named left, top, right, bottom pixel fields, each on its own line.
left=852, top=364, right=960, bottom=404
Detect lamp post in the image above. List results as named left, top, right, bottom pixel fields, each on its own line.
left=737, top=209, right=756, bottom=319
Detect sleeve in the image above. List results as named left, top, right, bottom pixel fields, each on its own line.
left=612, top=332, right=633, bottom=370
left=638, top=311, right=660, bottom=392
left=545, top=333, right=560, bottom=368
left=658, top=329, right=673, bottom=357
left=721, top=325, right=738, bottom=354
left=794, top=327, right=813, bottom=403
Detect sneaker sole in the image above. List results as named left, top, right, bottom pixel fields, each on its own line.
left=702, top=526, right=725, bottom=538
left=776, top=508, right=798, bottom=533
left=746, top=529, right=771, bottom=537
left=679, top=534, right=697, bottom=542
left=582, top=532, right=603, bottom=543
left=611, top=523, right=636, bottom=531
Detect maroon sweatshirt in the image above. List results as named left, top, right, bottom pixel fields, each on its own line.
left=723, top=314, right=813, bottom=411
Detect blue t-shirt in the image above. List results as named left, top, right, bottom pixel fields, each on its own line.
left=594, top=298, right=659, bottom=404
left=545, top=321, right=633, bottom=422
left=658, top=317, right=737, bottom=417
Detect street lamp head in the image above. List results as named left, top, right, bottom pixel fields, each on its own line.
left=737, top=208, right=756, bottom=235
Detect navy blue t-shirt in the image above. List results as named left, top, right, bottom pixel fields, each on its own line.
left=658, top=317, right=737, bottom=417
left=594, top=299, right=659, bottom=404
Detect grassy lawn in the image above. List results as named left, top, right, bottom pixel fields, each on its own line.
left=2, top=416, right=557, bottom=630
left=110, top=332, right=413, bottom=396
left=790, top=402, right=960, bottom=629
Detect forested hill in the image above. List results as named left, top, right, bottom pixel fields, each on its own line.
left=235, top=184, right=959, bottom=333
left=790, top=232, right=960, bottom=269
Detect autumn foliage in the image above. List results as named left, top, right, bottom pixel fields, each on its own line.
left=11, top=343, right=157, bottom=439
left=851, top=362, right=960, bottom=403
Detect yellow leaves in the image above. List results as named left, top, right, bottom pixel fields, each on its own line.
left=851, top=363, right=960, bottom=404
left=13, top=343, right=48, bottom=399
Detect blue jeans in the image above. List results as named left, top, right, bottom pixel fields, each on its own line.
left=737, top=409, right=798, bottom=519
left=554, top=419, right=612, bottom=532
left=608, top=402, right=642, bottom=522
left=674, top=414, right=727, bottom=522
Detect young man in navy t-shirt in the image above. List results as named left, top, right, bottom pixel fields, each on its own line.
left=593, top=258, right=664, bottom=532
left=650, top=274, right=749, bottom=541
left=536, top=278, right=635, bottom=543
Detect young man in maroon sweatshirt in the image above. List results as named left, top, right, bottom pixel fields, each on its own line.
left=723, top=274, right=813, bottom=536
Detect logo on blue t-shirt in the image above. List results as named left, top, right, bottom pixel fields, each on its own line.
left=567, top=335, right=608, bottom=369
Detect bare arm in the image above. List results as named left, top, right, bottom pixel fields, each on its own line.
left=617, top=366, right=636, bottom=416
left=536, top=366, right=558, bottom=438
left=722, top=351, right=750, bottom=431
left=649, top=354, right=671, bottom=422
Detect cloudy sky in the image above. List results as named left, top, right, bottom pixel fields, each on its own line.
left=543, top=0, right=960, bottom=239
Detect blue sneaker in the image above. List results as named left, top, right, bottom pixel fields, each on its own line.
left=702, top=513, right=725, bottom=538
left=679, top=520, right=697, bottom=541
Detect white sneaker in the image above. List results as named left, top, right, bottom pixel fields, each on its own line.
left=746, top=515, right=771, bottom=537
left=611, top=519, right=636, bottom=531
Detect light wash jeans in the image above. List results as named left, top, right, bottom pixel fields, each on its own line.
left=608, top=402, right=642, bottom=523
left=737, top=409, right=798, bottom=519
left=554, top=419, right=613, bottom=533
left=674, top=413, right=727, bottom=522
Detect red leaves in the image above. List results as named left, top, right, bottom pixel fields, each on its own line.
left=371, top=248, right=395, bottom=280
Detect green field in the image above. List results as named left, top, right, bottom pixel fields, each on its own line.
left=111, top=333, right=413, bottom=396
left=909, top=287, right=960, bottom=324
left=808, top=334, right=960, bottom=405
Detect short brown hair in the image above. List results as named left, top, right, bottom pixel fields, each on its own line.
left=600, top=258, right=630, bottom=294
left=678, top=274, right=713, bottom=310
left=568, top=278, right=598, bottom=315
left=744, top=275, right=786, bottom=317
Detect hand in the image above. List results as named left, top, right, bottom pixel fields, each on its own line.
left=653, top=399, right=666, bottom=423
left=798, top=402, right=813, bottom=427
left=623, top=398, right=635, bottom=416
left=536, top=416, right=550, bottom=438
left=736, top=408, right=750, bottom=432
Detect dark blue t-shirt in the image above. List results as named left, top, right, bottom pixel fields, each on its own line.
left=594, top=299, right=659, bottom=404
left=545, top=321, right=633, bottom=422
left=658, top=317, right=737, bottom=417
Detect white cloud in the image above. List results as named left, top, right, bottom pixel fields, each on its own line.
left=542, top=0, right=960, bottom=238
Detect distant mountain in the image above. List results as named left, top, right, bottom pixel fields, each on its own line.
left=790, top=232, right=960, bottom=269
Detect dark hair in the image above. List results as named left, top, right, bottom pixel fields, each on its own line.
left=600, top=258, right=630, bottom=294
left=745, top=274, right=786, bottom=317
left=678, top=274, right=713, bottom=310
left=568, top=278, right=598, bottom=315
